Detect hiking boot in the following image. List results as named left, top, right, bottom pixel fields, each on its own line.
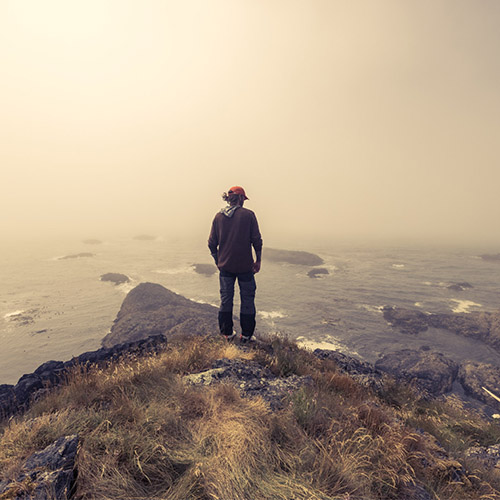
left=239, top=334, right=254, bottom=344
left=224, top=333, right=236, bottom=342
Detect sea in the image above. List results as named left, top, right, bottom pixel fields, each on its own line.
left=1, top=236, right=500, bottom=385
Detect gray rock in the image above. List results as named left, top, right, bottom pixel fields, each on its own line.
left=383, top=305, right=500, bottom=352
left=458, top=362, right=500, bottom=408
left=465, top=443, right=500, bottom=469
left=263, top=248, right=324, bottom=266
left=447, top=282, right=473, bottom=292
left=313, top=349, right=385, bottom=391
left=192, top=263, right=217, bottom=276
left=100, top=273, right=130, bottom=285
left=184, top=358, right=311, bottom=410
left=382, top=306, right=429, bottom=334
left=307, top=267, right=329, bottom=278
left=375, top=349, right=459, bottom=395
left=101, top=283, right=218, bottom=347
left=0, top=435, right=78, bottom=500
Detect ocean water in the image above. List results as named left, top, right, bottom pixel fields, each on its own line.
left=1, top=237, right=500, bottom=385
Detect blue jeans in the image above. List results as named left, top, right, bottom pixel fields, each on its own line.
left=218, top=270, right=256, bottom=337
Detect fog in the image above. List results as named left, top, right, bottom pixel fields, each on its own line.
left=1, top=0, right=499, bottom=247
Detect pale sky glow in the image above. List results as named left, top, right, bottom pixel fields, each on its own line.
left=1, top=0, right=499, bottom=245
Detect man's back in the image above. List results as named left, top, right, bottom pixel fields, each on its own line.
left=208, top=207, right=262, bottom=274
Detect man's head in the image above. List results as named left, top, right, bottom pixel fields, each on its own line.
left=222, top=186, right=249, bottom=206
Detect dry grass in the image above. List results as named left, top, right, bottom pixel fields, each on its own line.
left=1, top=335, right=500, bottom=499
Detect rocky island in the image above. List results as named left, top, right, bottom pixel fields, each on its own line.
left=263, top=247, right=324, bottom=266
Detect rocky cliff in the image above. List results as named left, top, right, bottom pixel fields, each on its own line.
left=101, top=282, right=219, bottom=347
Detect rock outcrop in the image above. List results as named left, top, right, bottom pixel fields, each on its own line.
left=375, top=349, right=459, bottom=396
left=0, top=435, right=78, bottom=500
left=458, top=362, right=500, bottom=409
left=383, top=306, right=500, bottom=351
left=101, top=283, right=218, bottom=347
left=263, top=248, right=324, bottom=266
left=184, top=358, right=311, bottom=410
left=0, top=335, right=167, bottom=419
left=100, top=273, right=130, bottom=285
left=313, top=349, right=385, bottom=391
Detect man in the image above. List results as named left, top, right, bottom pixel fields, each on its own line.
left=208, top=186, right=262, bottom=342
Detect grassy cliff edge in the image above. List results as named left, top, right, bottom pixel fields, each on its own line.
left=1, top=335, right=500, bottom=500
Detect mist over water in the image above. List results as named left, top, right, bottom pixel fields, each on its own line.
left=1, top=0, right=500, bottom=246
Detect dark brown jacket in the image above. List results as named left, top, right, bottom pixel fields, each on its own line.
left=208, top=207, right=262, bottom=274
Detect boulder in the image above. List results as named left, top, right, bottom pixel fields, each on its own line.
left=263, top=248, right=324, bottom=266
left=447, top=282, right=473, bottom=292
left=100, top=273, right=130, bottom=285
left=458, top=362, right=500, bottom=408
left=313, top=349, right=385, bottom=391
left=0, top=435, right=78, bottom=500
left=192, top=263, right=217, bottom=276
left=307, top=268, right=329, bottom=278
left=382, top=306, right=429, bottom=334
left=101, top=283, right=218, bottom=347
left=375, top=349, right=459, bottom=395
left=184, top=358, right=311, bottom=410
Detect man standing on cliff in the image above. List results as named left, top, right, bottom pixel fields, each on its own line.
left=208, top=186, right=262, bottom=343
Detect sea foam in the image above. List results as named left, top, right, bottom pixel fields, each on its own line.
left=450, top=299, right=482, bottom=314
left=4, top=310, right=24, bottom=320
left=259, top=310, right=286, bottom=319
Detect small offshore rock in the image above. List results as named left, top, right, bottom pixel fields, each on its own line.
left=307, top=267, right=329, bottom=278
left=447, top=282, right=473, bottom=292
left=192, top=263, right=217, bottom=276
left=100, top=273, right=130, bottom=285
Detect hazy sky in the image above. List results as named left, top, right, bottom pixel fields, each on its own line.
left=1, top=0, right=499, bottom=245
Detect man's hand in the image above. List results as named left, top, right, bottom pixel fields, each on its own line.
left=252, top=261, right=261, bottom=273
